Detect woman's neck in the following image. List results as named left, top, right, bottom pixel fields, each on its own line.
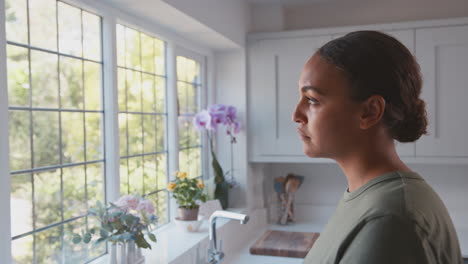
left=336, top=139, right=411, bottom=192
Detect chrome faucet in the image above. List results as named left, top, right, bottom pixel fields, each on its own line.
left=207, top=210, right=249, bottom=264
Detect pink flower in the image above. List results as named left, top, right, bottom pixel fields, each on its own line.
left=226, top=106, right=237, bottom=124
left=233, top=121, right=241, bottom=134
left=193, top=110, right=212, bottom=131
left=115, top=195, right=139, bottom=211
left=208, top=104, right=227, bottom=130
left=137, top=199, right=155, bottom=215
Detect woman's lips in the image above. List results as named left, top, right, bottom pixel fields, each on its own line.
left=297, top=128, right=311, bottom=140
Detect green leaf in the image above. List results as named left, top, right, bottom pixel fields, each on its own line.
left=148, top=233, right=157, bottom=242
left=121, top=233, right=133, bottom=241
left=215, top=181, right=229, bottom=209
left=96, top=237, right=107, bottom=244
left=111, top=234, right=122, bottom=241
left=100, top=228, right=109, bottom=238
left=134, top=233, right=151, bottom=249
left=72, top=234, right=82, bottom=244
left=211, top=151, right=225, bottom=184
left=83, top=233, right=92, bottom=243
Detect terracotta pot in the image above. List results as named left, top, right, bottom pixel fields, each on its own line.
left=178, top=206, right=199, bottom=221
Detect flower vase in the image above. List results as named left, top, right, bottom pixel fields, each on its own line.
left=116, top=242, right=127, bottom=264
left=109, top=243, right=117, bottom=264
left=127, top=241, right=135, bottom=263
left=125, top=241, right=145, bottom=264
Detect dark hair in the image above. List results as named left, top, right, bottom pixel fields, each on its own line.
left=317, top=30, right=427, bottom=142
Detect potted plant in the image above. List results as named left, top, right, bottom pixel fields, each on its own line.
left=71, top=194, right=158, bottom=264
left=167, top=171, right=207, bottom=221
left=193, top=104, right=241, bottom=209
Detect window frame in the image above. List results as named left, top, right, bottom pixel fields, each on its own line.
left=0, top=0, right=214, bottom=262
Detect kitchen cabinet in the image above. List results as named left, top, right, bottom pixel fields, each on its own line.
left=248, top=18, right=468, bottom=163
left=248, top=35, right=332, bottom=161
left=415, top=25, right=468, bottom=157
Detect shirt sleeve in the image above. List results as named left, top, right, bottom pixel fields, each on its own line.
left=338, top=215, right=432, bottom=264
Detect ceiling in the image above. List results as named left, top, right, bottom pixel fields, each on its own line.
left=100, top=0, right=239, bottom=50
left=248, top=0, right=335, bottom=5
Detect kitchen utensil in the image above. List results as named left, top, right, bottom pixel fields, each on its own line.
left=280, top=177, right=300, bottom=224
left=274, top=176, right=285, bottom=193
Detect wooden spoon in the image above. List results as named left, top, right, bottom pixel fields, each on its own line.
left=280, top=178, right=300, bottom=224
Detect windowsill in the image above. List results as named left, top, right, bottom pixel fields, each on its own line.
left=90, top=207, right=248, bottom=264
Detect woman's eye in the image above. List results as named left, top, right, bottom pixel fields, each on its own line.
left=306, top=96, right=318, bottom=105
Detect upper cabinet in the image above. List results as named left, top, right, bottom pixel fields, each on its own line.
left=248, top=18, right=468, bottom=163
left=248, top=35, right=331, bottom=161
left=415, top=25, right=468, bottom=157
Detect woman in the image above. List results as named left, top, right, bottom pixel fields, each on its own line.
left=293, top=31, right=463, bottom=264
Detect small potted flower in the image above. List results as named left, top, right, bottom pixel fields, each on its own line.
left=167, top=171, right=207, bottom=231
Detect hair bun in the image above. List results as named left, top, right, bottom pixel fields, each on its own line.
left=392, top=99, right=428, bottom=142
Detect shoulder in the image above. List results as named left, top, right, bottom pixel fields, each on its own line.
left=360, top=171, right=430, bottom=218
left=339, top=214, right=432, bottom=263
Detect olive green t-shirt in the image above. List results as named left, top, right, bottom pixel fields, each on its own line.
left=303, top=171, right=463, bottom=264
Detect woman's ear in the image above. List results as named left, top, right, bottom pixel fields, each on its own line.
left=360, top=95, right=385, bottom=129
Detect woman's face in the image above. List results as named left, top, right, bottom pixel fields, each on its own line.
left=293, top=53, right=363, bottom=159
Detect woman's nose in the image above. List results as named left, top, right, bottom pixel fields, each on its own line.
left=292, top=102, right=306, bottom=124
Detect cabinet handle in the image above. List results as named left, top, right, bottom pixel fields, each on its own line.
left=434, top=45, right=439, bottom=139
left=275, top=54, right=279, bottom=139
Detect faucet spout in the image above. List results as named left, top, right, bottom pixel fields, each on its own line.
left=207, top=210, right=249, bottom=264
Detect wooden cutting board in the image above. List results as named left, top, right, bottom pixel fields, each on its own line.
left=249, top=230, right=320, bottom=258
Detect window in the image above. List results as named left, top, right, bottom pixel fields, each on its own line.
left=3, top=0, right=210, bottom=262
left=176, top=55, right=204, bottom=179
left=116, top=24, right=169, bottom=226
left=6, top=0, right=104, bottom=262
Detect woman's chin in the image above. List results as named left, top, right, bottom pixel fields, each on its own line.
left=303, top=145, right=320, bottom=158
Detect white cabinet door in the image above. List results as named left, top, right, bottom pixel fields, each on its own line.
left=415, top=25, right=468, bottom=157
left=332, top=30, right=416, bottom=156
left=249, top=36, right=331, bottom=158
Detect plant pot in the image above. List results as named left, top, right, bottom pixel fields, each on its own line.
left=178, top=206, right=199, bottom=221
left=174, top=215, right=204, bottom=232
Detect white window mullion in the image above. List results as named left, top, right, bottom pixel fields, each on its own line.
left=102, top=15, right=120, bottom=203
left=166, top=41, right=178, bottom=220
left=0, top=0, right=13, bottom=262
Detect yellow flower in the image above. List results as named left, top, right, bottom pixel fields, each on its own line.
left=197, top=179, right=205, bottom=189
left=167, top=182, right=177, bottom=192
left=177, top=171, right=187, bottom=179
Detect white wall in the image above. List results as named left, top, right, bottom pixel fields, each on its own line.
left=250, top=0, right=468, bottom=32
left=263, top=162, right=468, bottom=229
left=212, top=50, right=251, bottom=209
